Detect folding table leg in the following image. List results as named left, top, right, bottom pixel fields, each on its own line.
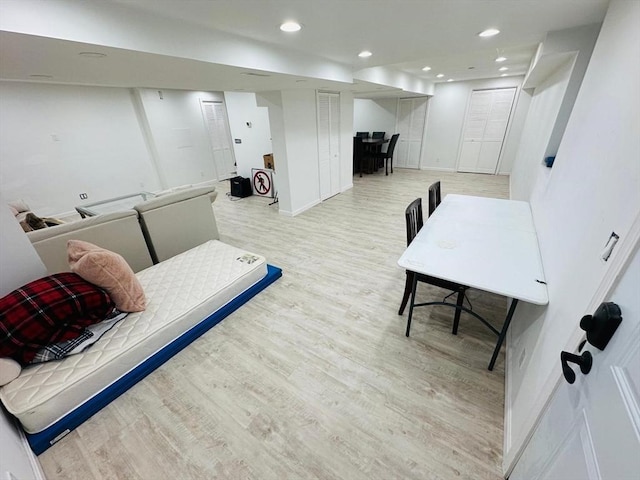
left=405, top=273, right=419, bottom=337
left=488, top=299, right=519, bottom=371
left=452, top=289, right=464, bottom=335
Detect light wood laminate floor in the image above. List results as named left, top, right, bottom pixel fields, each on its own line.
left=39, top=169, right=510, bottom=480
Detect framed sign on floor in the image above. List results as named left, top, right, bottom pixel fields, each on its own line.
left=251, top=168, right=274, bottom=198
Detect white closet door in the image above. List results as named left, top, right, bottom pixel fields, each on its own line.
left=457, top=88, right=516, bottom=174
left=202, top=101, right=236, bottom=180
left=396, top=97, right=427, bottom=169
left=317, top=92, right=340, bottom=201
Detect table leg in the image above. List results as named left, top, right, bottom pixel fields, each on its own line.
left=405, top=273, right=419, bottom=337
left=488, top=299, right=519, bottom=371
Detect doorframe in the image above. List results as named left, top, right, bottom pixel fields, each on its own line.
left=394, top=96, right=429, bottom=170
left=199, top=98, right=238, bottom=181
left=504, top=210, right=640, bottom=476
left=455, top=86, right=518, bottom=175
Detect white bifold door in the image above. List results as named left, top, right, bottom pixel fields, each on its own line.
left=202, top=100, right=236, bottom=181
left=457, top=87, right=516, bottom=174
left=396, top=97, right=428, bottom=169
left=317, top=92, right=341, bottom=201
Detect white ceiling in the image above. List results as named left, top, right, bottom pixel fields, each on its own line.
left=0, top=0, right=609, bottom=97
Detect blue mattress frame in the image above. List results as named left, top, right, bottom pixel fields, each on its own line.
left=26, top=264, right=282, bottom=455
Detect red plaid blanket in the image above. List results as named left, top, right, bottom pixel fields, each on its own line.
left=0, top=272, right=115, bottom=364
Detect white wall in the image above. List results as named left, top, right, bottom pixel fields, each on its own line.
left=257, top=91, right=292, bottom=213
left=0, top=82, right=159, bottom=217
left=511, top=22, right=601, bottom=201
left=422, top=76, right=527, bottom=173
left=0, top=201, right=46, bottom=296
left=504, top=0, right=640, bottom=472
left=509, top=59, right=575, bottom=201
left=136, top=88, right=225, bottom=188
left=0, top=200, right=47, bottom=480
left=339, top=91, right=355, bottom=192
left=538, top=23, right=602, bottom=160
left=257, top=89, right=353, bottom=216
left=353, top=98, right=398, bottom=137
left=224, top=91, right=272, bottom=179
left=281, top=90, right=321, bottom=215
left=0, top=82, right=240, bottom=216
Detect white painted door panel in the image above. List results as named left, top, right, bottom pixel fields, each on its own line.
left=477, top=141, right=503, bottom=173
left=458, top=140, right=482, bottom=172
left=511, top=245, right=640, bottom=480
left=202, top=101, right=236, bottom=180
left=317, top=92, right=340, bottom=201
left=457, top=88, right=516, bottom=174
left=396, top=98, right=427, bottom=169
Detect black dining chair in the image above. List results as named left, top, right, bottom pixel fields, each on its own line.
left=353, top=136, right=369, bottom=177
left=356, top=131, right=369, bottom=138
left=370, top=132, right=386, bottom=166
left=428, top=181, right=442, bottom=216
left=399, top=198, right=470, bottom=337
left=371, top=133, right=399, bottom=175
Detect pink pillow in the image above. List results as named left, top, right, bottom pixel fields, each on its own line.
left=68, top=240, right=146, bottom=312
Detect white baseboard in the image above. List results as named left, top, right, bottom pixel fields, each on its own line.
left=420, top=166, right=456, bottom=172
left=285, top=199, right=321, bottom=217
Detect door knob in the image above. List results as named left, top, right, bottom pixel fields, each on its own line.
left=561, top=351, right=593, bottom=384
left=580, top=302, right=622, bottom=350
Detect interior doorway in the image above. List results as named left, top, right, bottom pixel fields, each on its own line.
left=317, top=92, right=341, bottom=201
left=201, top=100, right=236, bottom=181
left=457, top=87, right=516, bottom=174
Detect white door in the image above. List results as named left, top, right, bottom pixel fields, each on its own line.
left=202, top=100, right=236, bottom=181
left=511, top=244, right=640, bottom=479
left=396, top=97, right=428, bottom=169
left=317, top=92, right=341, bottom=201
left=457, top=88, right=516, bottom=174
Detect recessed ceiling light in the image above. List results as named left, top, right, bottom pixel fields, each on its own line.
left=501, top=73, right=508, bottom=77
left=358, top=50, right=372, bottom=58
left=499, top=66, right=508, bottom=71
left=447, top=79, right=454, bottom=82
left=495, top=56, right=507, bottom=62
left=422, top=66, right=431, bottom=71
left=78, top=52, right=107, bottom=58
left=478, top=28, right=500, bottom=37
left=29, top=74, right=53, bottom=79
left=436, top=73, right=445, bottom=78
left=280, top=21, right=301, bottom=32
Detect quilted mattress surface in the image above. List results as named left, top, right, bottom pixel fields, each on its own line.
left=0, top=240, right=266, bottom=433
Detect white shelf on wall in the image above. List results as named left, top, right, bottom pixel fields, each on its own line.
left=523, top=51, right=577, bottom=89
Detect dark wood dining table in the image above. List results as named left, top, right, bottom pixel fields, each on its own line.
left=359, top=138, right=388, bottom=174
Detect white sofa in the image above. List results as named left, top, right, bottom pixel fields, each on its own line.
left=133, top=185, right=219, bottom=263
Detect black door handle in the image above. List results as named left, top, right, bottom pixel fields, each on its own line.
left=580, top=302, right=622, bottom=350
left=561, top=351, right=593, bottom=384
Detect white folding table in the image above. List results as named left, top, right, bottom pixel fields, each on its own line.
left=398, top=194, right=548, bottom=370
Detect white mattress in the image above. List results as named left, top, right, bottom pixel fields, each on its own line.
left=0, top=240, right=267, bottom=433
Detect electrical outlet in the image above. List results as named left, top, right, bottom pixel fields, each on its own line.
left=79, top=193, right=88, bottom=200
